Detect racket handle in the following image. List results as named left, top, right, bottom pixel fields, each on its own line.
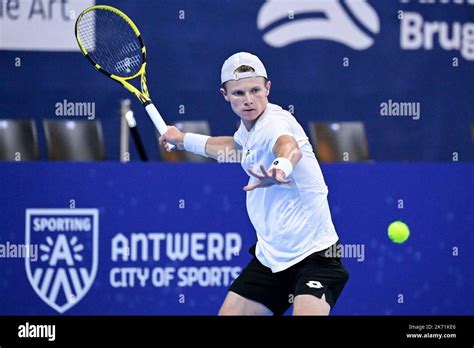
left=144, top=103, right=176, bottom=151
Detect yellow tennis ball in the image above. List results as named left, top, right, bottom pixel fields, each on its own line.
left=388, top=221, right=410, bottom=243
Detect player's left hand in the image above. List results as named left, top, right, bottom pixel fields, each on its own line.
left=243, top=164, right=291, bottom=191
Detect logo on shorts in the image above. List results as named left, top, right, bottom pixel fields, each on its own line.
left=306, top=280, right=323, bottom=289
left=25, top=209, right=99, bottom=313
left=257, top=0, right=380, bottom=49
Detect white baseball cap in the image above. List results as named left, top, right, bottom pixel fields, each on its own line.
left=221, top=52, right=268, bottom=84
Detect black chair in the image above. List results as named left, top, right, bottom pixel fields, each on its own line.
left=308, top=121, right=370, bottom=162
left=158, top=120, right=212, bottom=162
left=0, top=119, right=39, bottom=161
left=43, top=120, right=105, bottom=161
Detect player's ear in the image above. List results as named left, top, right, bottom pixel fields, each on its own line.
left=220, top=87, right=230, bottom=102
left=265, top=80, right=271, bottom=97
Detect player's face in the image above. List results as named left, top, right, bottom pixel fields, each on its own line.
left=221, top=77, right=271, bottom=128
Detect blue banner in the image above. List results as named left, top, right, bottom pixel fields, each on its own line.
left=0, top=163, right=472, bottom=315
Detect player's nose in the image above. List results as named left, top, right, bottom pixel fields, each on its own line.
left=244, top=93, right=253, bottom=104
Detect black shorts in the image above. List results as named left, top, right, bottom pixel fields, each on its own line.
left=229, top=243, right=349, bottom=315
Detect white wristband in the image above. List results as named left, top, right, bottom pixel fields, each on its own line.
left=183, top=133, right=210, bottom=157
left=270, top=157, right=293, bottom=178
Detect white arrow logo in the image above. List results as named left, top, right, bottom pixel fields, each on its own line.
left=258, top=0, right=380, bottom=50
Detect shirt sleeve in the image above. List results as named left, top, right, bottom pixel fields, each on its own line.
left=265, top=115, right=294, bottom=154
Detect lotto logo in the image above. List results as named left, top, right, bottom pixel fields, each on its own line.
left=306, top=280, right=324, bottom=289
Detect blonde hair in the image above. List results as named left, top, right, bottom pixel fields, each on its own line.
left=234, top=65, right=255, bottom=73
left=221, top=65, right=268, bottom=90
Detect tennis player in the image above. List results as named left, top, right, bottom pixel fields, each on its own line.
left=159, top=52, right=349, bottom=315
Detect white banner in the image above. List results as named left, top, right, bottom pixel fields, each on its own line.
left=0, top=0, right=94, bottom=51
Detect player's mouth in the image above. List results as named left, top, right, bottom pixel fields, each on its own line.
left=242, top=109, right=255, bottom=112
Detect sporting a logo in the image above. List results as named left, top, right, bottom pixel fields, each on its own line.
left=258, top=0, right=379, bottom=50
left=25, top=209, right=99, bottom=313
left=306, top=280, right=324, bottom=289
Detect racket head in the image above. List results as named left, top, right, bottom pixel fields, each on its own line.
left=75, top=6, right=146, bottom=79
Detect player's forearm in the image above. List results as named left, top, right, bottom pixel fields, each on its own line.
left=205, top=136, right=241, bottom=162
left=273, top=135, right=302, bottom=167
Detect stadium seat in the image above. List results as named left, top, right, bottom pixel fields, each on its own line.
left=308, top=121, right=370, bottom=162
left=0, top=119, right=40, bottom=161
left=43, top=120, right=105, bottom=161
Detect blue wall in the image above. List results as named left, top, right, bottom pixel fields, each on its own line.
left=1, top=0, right=473, bottom=161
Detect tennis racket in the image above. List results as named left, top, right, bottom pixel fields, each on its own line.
left=75, top=5, right=175, bottom=151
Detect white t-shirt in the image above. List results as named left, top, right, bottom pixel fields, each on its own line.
left=233, top=103, right=339, bottom=272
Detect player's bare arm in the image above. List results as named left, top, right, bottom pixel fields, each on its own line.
left=159, top=127, right=241, bottom=162
left=272, top=135, right=303, bottom=167
left=244, top=135, right=302, bottom=191
left=205, top=136, right=242, bottom=162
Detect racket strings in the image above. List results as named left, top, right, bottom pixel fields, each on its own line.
left=77, top=9, right=144, bottom=78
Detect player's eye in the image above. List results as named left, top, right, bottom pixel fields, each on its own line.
left=251, top=88, right=261, bottom=93
left=233, top=91, right=244, bottom=96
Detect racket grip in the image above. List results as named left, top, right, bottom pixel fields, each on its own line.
left=144, top=103, right=176, bottom=151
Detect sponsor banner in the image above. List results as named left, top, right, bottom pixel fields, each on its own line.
left=398, top=0, right=474, bottom=61
left=23, top=208, right=243, bottom=314
left=257, top=0, right=474, bottom=61
left=0, top=163, right=472, bottom=315
left=0, top=0, right=94, bottom=51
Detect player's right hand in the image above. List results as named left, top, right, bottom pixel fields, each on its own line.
left=243, top=164, right=291, bottom=191
left=159, top=126, right=185, bottom=151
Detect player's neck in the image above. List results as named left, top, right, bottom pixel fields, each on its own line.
left=243, top=119, right=257, bottom=131
left=242, top=103, right=269, bottom=131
